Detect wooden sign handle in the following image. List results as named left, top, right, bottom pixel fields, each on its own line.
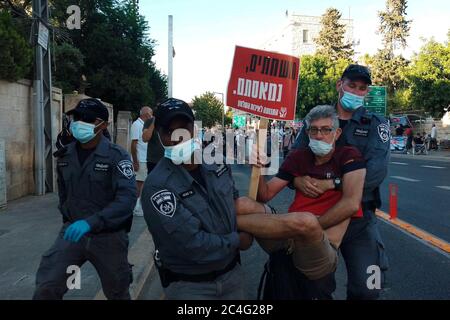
left=248, top=118, right=268, bottom=200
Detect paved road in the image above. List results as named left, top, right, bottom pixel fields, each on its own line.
left=142, top=160, right=450, bottom=300
left=380, top=155, right=450, bottom=242
left=234, top=162, right=450, bottom=300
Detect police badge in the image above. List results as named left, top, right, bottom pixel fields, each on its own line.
left=377, top=123, right=390, bottom=143
left=117, top=160, right=134, bottom=179
left=151, top=190, right=177, bottom=217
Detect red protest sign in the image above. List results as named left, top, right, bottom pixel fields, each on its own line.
left=227, top=46, right=299, bottom=121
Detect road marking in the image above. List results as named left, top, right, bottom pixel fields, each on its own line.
left=391, top=162, right=408, bottom=165
left=421, top=165, right=446, bottom=169
left=436, top=186, right=450, bottom=191
left=390, top=176, right=420, bottom=182
left=376, top=210, right=450, bottom=255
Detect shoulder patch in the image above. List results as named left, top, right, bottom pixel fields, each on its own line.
left=377, top=123, right=390, bottom=143
left=151, top=189, right=177, bottom=217
left=117, top=160, right=134, bottom=179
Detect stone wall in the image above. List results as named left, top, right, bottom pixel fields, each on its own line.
left=0, top=80, right=62, bottom=204
left=415, top=118, right=450, bottom=142
left=0, top=139, right=6, bottom=209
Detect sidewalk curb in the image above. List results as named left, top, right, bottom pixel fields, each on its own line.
left=93, top=228, right=155, bottom=300
left=391, top=153, right=450, bottom=162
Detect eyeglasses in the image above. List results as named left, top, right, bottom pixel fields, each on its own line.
left=307, top=127, right=334, bottom=136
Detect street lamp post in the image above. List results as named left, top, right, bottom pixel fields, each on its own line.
left=213, top=92, right=225, bottom=129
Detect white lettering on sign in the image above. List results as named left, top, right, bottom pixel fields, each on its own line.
left=237, top=78, right=283, bottom=102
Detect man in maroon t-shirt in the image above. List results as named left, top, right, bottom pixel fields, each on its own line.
left=237, top=105, right=366, bottom=284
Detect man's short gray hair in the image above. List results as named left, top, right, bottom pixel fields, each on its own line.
left=304, top=105, right=339, bottom=130
left=140, top=106, right=152, bottom=116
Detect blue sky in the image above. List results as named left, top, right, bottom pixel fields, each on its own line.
left=139, top=0, right=450, bottom=103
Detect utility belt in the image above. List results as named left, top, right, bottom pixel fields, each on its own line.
left=154, top=251, right=241, bottom=288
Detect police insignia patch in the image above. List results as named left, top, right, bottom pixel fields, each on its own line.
left=117, top=160, right=134, bottom=179
left=377, top=123, right=390, bottom=143
left=151, top=190, right=177, bottom=217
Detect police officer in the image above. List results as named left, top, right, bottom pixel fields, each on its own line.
left=141, top=98, right=252, bottom=300
left=33, top=98, right=137, bottom=300
left=292, top=64, right=390, bottom=299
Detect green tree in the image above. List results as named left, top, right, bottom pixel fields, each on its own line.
left=364, top=0, right=412, bottom=110
left=372, top=0, right=411, bottom=90
left=52, top=42, right=85, bottom=93
left=315, top=8, right=354, bottom=61
left=49, top=0, right=167, bottom=114
left=192, top=92, right=224, bottom=128
left=297, top=54, right=350, bottom=117
left=404, top=39, right=450, bottom=117
left=0, top=10, right=32, bottom=81
left=378, top=0, right=411, bottom=56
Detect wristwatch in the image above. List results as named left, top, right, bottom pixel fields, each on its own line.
left=334, top=177, right=342, bottom=191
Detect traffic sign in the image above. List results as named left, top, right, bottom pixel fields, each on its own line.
left=364, top=86, right=386, bottom=116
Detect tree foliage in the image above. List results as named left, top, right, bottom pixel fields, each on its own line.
left=404, top=39, right=450, bottom=117
left=363, top=0, right=411, bottom=110
left=0, top=9, right=32, bottom=81
left=52, top=42, right=85, bottom=93
left=50, top=0, right=167, bottom=114
left=315, top=8, right=354, bottom=61
left=297, top=55, right=350, bottom=118
left=378, top=0, right=411, bottom=55
left=192, top=92, right=224, bottom=128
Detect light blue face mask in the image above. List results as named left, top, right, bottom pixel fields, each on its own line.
left=340, top=88, right=365, bottom=112
left=160, top=133, right=200, bottom=165
left=308, top=132, right=336, bottom=156
left=70, top=121, right=102, bottom=144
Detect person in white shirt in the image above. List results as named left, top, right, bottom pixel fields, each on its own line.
left=131, top=106, right=153, bottom=215
left=430, top=123, right=438, bottom=150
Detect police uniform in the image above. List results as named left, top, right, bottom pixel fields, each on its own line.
left=141, top=157, right=245, bottom=300
left=292, top=106, right=390, bottom=299
left=33, top=135, right=137, bottom=300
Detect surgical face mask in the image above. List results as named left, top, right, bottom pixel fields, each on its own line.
left=308, top=132, right=336, bottom=156
left=160, top=134, right=200, bottom=165
left=340, top=86, right=365, bottom=112
left=70, top=121, right=102, bottom=144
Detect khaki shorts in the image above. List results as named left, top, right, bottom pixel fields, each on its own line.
left=291, top=233, right=338, bottom=280
left=135, top=162, right=148, bottom=182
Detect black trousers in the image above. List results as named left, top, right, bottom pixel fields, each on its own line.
left=33, top=226, right=131, bottom=300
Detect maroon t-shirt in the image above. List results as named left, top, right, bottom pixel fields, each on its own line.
left=277, top=146, right=366, bottom=217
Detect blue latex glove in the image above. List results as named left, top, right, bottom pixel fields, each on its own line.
left=63, top=220, right=91, bottom=243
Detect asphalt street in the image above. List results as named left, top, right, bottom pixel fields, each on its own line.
left=380, top=154, right=450, bottom=242
left=141, top=157, right=450, bottom=300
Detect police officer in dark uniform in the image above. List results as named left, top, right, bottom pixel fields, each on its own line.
left=141, top=98, right=252, bottom=300
left=292, top=64, right=390, bottom=299
left=33, top=98, right=137, bottom=300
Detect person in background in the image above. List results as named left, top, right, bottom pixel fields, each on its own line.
left=130, top=106, right=153, bottom=216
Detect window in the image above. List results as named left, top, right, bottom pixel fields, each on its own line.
left=303, top=30, right=309, bottom=43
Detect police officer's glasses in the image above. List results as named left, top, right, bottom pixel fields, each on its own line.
left=308, top=127, right=334, bottom=136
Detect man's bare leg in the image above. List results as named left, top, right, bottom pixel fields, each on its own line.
left=235, top=197, right=324, bottom=253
